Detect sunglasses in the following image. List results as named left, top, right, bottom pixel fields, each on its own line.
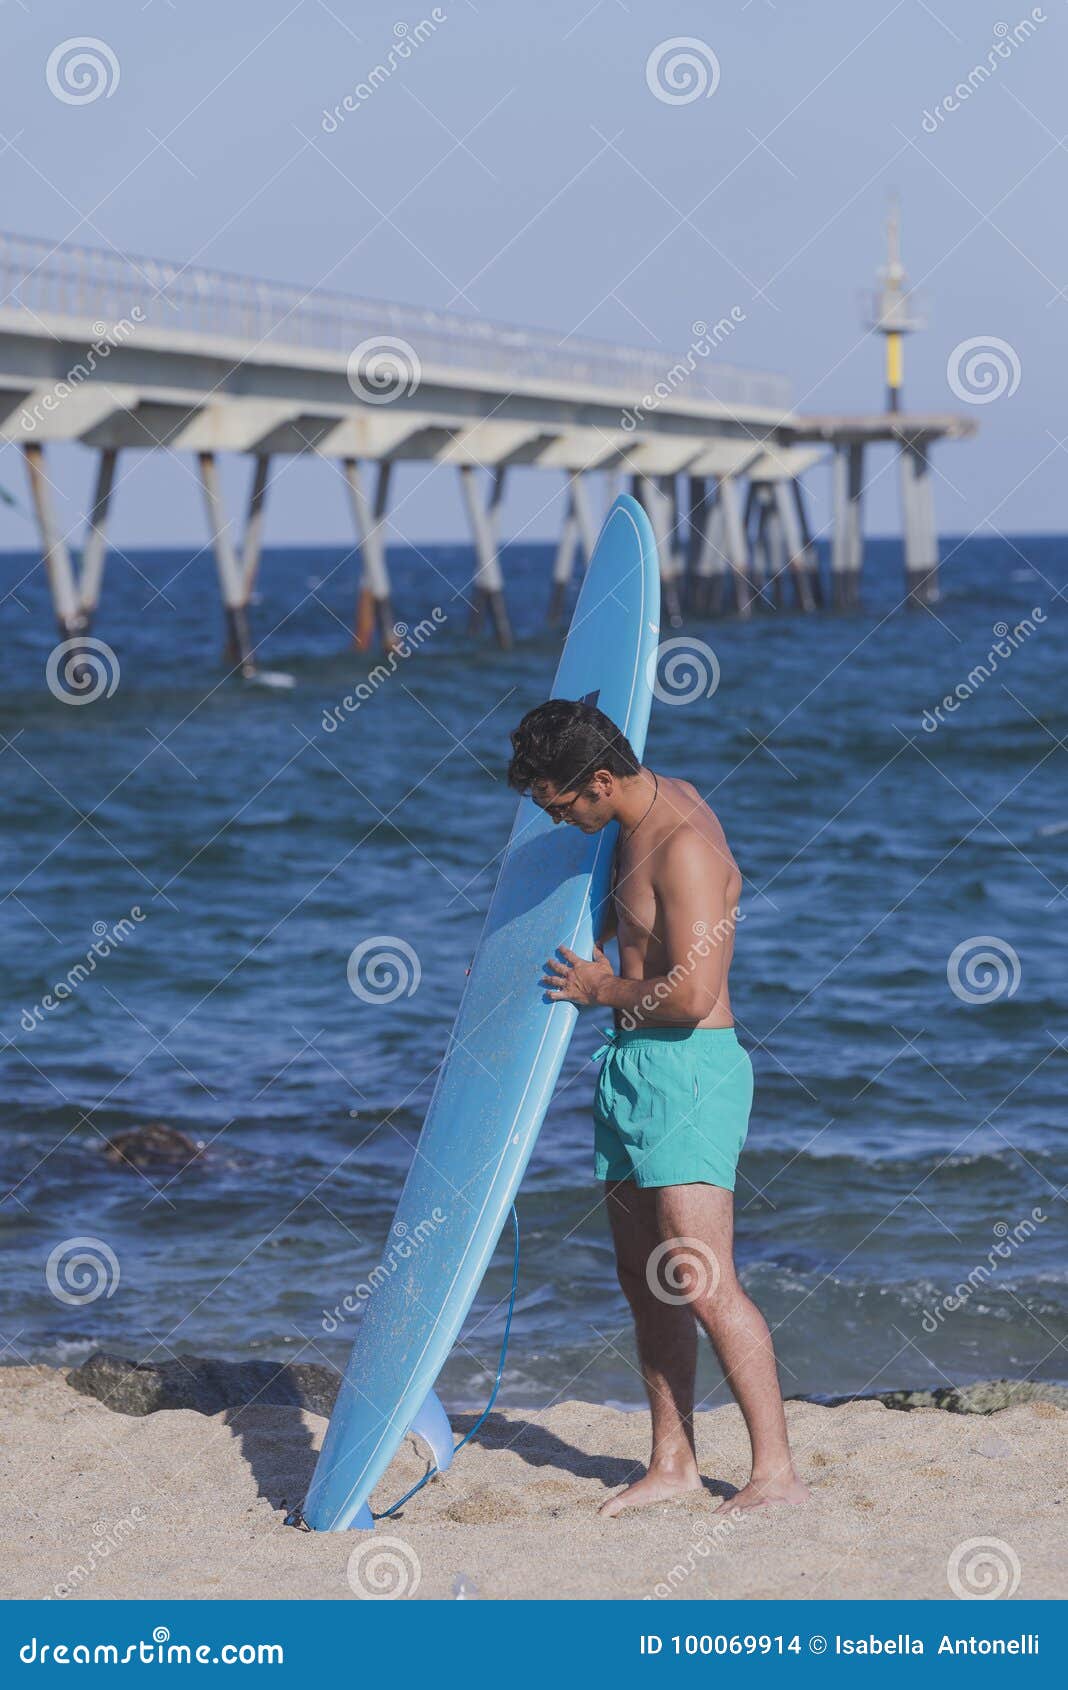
left=536, top=787, right=584, bottom=824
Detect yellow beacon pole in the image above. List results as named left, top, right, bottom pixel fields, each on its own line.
left=868, top=196, right=921, bottom=415
left=886, top=327, right=903, bottom=413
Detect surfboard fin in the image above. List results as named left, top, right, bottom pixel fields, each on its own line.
left=285, top=1499, right=374, bottom=1532
left=407, top=1387, right=454, bottom=1474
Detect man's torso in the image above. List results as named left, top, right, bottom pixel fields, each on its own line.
left=612, top=774, right=740, bottom=1029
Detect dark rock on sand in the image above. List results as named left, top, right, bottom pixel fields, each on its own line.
left=815, top=1379, right=1068, bottom=1415
left=67, top=1352, right=340, bottom=1419
left=104, top=1124, right=204, bottom=1172
left=71, top=1354, right=1067, bottom=1425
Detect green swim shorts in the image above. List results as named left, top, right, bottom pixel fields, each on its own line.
left=593, top=1025, right=753, bottom=1191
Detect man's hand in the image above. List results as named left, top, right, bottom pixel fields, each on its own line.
left=541, top=943, right=614, bottom=1006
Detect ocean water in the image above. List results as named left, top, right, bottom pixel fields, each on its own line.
left=1, top=532, right=1065, bottom=1412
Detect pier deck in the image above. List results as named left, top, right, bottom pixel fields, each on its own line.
left=0, top=231, right=976, bottom=670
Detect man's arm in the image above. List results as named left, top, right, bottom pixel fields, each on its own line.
left=597, top=901, right=618, bottom=946
left=543, top=832, right=735, bottom=1024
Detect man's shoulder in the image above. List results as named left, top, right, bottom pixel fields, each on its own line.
left=655, top=817, right=728, bottom=880
left=651, top=780, right=734, bottom=873
left=659, top=774, right=715, bottom=817
left=658, top=777, right=721, bottom=834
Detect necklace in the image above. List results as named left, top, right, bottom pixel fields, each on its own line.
left=611, top=772, right=658, bottom=901
left=619, top=771, right=659, bottom=847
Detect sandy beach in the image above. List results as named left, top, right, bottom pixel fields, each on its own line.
left=1, top=1365, right=1062, bottom=1601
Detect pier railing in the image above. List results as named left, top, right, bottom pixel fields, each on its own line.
left=0, top=230, right=792, bottom=412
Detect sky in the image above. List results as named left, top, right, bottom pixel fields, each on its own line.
left=1, top=0, right=1065, bottom=548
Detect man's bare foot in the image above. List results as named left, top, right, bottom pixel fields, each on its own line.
left=600, top=1466, right=704, bottom=1518
left=713, top=1474, right=810, bottom=1515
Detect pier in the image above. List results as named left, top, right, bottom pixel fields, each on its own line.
left=0, top=230, right=976, bottom=676
left=782, top=413, right=978, bottom=610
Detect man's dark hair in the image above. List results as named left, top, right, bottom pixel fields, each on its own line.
left=507, top=698, right=640, bottom=795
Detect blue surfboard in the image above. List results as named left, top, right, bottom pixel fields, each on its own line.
left=303, top=494, right=660, bottom=1531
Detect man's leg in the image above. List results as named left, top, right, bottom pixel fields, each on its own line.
left=599, top=1179, right=704, bottom=1516
left=655, top=1181, right=808, bottom=1512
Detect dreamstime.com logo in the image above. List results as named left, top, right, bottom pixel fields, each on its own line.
left=920, top=610, right=1045, bottom=732
left=646, top=636, right=720, bottom=705
left=321, top=11, right=447, bottom=131
left=19, top=907, right=147, bottom=1034
left=346, top=336, right=421, bottom=404
left=347, top=935, right=421, bottom=1003
left=22, top=311, right=145, bottom=435
left=46, top=637, right=120, bottom=705
left=947, top=336, right=1021, bottom=404
left=947, top=936, right=1021, bottom=1005
left=919, top=1209, right=1047, bottom=1335
left=617, top=911, right=742, bottom=1033
left=646, top=37, right=720, bottom=105
left=45, top=1237, right=120, bottom=1306
left=947, top=1537, right=1022, bottom=1599
left=322, top=1211, right=446, bottom=1331
left=20, top=1628, right=284, bottom=1664
left=52, top=1509, right=147, bottom=1599
left=347, top=1536, right=422, bottom=1598
left=648, top=1505, right=747, bottom=1598
left=322, top=610, right=446, bottom=731
left=646, top=1237, right=721, bottom=1306
left=920, top=11, right=1047, bottom=132
left=619, top=312, right=746, bottom=430
left=46, top=37, right=120, bottom=104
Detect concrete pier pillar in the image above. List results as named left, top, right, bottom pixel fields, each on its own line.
left=343, top=458, right=398, bottom=651
left=746, top=484, right=776, bottom=606
left=687, top=476, right=709, bottom=614
left=459, top=464, right=512, bottom=648
left=242, top=454, right=271, bottom=605
left=23, top=442, right=86, bottom=639
left=197, top=450, right=256, bottom=676
left=548, top=472, right=597, bottom=623
left=657, top=474, right=685, bottom=626
left=899, top=439, right=939, bottom=606
left=763, top=494, right=788, bottom=609
left=748, top=481, right=800, bottom=611
left=78, top=446, right=118, bottom=630
left=686, top=475, right=707, bottom=567
left=632, top=474, right=683, bottom=626
left=719, top=474, right=753, bottom=619
left=689, top=477, right=725, bottom=616
left=572, top=471, right=597, bottom=565
left=548, top=483, right=579, bottom=626
left=831, top=442, right=864, bottom=609
left=774, top=478, right=815, bottom=612
left=703, top=499, right=730, bottom=616
left=790, top=477, right=823, bottom=609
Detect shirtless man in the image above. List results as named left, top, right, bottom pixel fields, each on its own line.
left=507, top=697, right=808, bottom=1518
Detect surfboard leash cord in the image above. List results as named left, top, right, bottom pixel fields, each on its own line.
left=372, top=1202, right=521, bottom=1521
